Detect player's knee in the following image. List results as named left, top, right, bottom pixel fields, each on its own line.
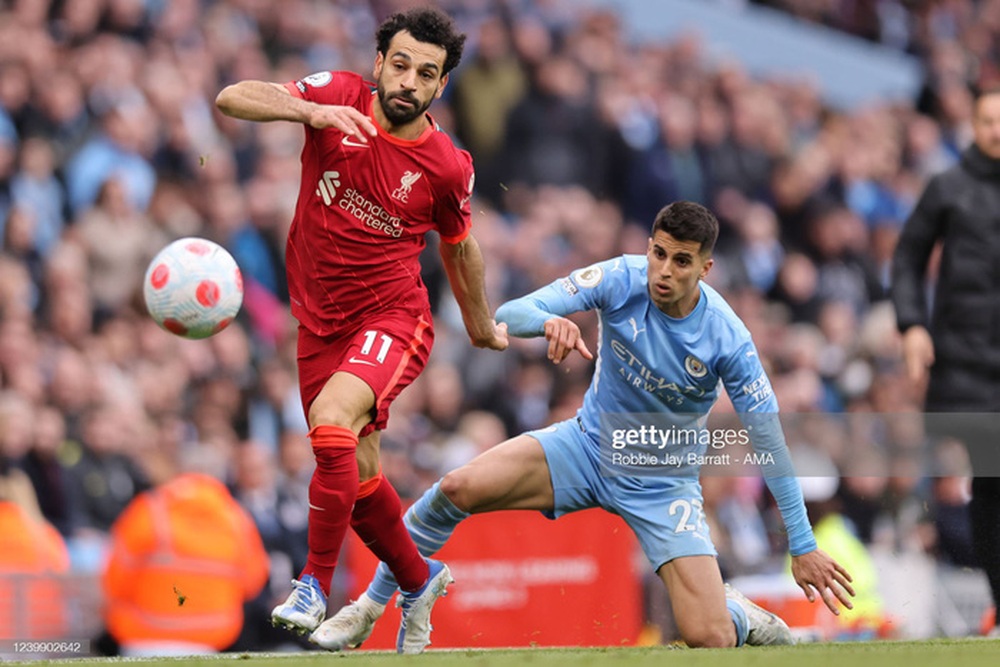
left=307, top=399, right=357, bottom=431
left=439, top=469, right=474, bottom=512
left=681, top=620, right=736, bottom=649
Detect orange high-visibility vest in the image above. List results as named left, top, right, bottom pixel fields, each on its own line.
left=0, top=501, right=70, bottom=639
left=102, top=474, right=269, bottom=650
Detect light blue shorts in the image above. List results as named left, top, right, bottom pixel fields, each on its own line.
left=528, top=417, right=717, bottom=571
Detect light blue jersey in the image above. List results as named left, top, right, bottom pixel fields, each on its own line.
left=496, top=255, right=817, bottom=556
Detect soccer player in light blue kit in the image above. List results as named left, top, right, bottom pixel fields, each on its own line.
left=312, top=201, right=855, bottom=650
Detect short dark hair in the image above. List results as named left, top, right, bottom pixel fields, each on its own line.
left=376, top=7, right=466, bottom=75
left=651, top=201, right=719, bottom=255
left=975, top=84, right=1000, bottom=107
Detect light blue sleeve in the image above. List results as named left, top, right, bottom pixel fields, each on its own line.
left=719, top=340, right=817, bottom=557
left=496, top=259, right=627, bottom=337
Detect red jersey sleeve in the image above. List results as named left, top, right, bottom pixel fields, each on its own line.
left=436, top=148, right=475, bottom=245
left=284, top=70, right=367, bottom=107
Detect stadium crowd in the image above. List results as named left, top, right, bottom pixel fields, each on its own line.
left=0, top=0, right=994, bottom=650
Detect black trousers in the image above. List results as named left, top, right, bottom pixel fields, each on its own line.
left=970, top=477, right=1000, bottom=611
left=927, top=362, right=1000, bottom=615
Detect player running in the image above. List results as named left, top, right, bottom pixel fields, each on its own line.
left=215, top=7, right=507, bottom=654
left=315, top=201, right=854, bottom=650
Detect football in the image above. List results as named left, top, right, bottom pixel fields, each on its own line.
left=143, top=237, right=243, bottom=339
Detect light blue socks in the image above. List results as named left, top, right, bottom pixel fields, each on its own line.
left=364, top=481, right=470, bottom=604
left=727, top=598, right=749, bottom=647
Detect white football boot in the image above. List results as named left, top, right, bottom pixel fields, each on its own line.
left=725, top=583, right=795, bottom=646
left=271, top=575, right=326, bottom=635
left=395, top=559, right=455, bottom=654
left=310, top=592, right=386, bottom=651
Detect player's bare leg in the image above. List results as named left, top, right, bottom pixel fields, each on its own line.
left=659, top=555, right=739, bottom=648
left=355, top=430, right=381, bottom=482
left=440, top=434, right=555, bottom=513
left=659, top=555, right=792, bottom=647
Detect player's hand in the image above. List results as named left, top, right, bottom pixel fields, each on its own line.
left=901, top=325, right=934, bottom=384
left=305, top=104, right=378, bottom=142
left=543, top=317, right=593, bottom=365
left=472, top=321, right=509, bottom=351
left=791, top=549, right=855, bottom=615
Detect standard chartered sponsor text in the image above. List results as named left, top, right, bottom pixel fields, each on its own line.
left=339, top=188, right=404, bottom=238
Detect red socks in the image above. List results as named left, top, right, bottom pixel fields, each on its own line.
left=351, top=473, right=429, bottom=592
left=300, top=425, right=358, bottom=596
left=299, top=425, right=428, bottom=596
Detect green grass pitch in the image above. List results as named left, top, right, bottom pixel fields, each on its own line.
left=7, top=640, right=1000, bottom=667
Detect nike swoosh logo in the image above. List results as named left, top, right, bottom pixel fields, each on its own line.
left=342, top=136, right=370, bottom=148
left=308, top=503, right=325, bottom=511
left=347, top=356, right=377, bottom=366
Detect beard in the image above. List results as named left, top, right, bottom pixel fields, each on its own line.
left=376, top=79, right=434, bottom=126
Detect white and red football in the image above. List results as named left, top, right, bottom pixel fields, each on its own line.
left=143, top=237, right=243, bottom=339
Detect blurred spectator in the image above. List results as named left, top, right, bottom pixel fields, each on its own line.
left=46, top=346, right=97, bottom=441
left=247, top=357, right=307, bottom=451
left=232, top=440, right=309, bottom=576
left=0, top=498, right=70, bottom=642
left=0, top=390, right=41, bottom=517
left=202, top=181, right=281, bottom=299
left=451, top=15, right=527, bottom=205
left=70, top=176, right=163, bottom=319
left=21, top=404, right=82, bottom=537
left=64, top=92, right=157, bottom=217
left=837, top=472, right=891, bottom=547
left=716, top=201, right=785, bottom=294
left=1, top=207, right=44, bottom=311
left=498, top=54, right=613, bottom=197
left=703, top=476, right=771, bottom=578
left=41, top=240, right=94, bottom=347
left=10, top=136, right=65, bottom=257
left=102, top=471, right=268, bottom=656
left=230, top=440, right=309, bottom=650
left=920, top=438, right=976, bottom=568
left=65, top=403, right=150, bottom=534
left=804, top=202, right=884, bottom=317
left=21, top=69, right=91, bottom=162
left=626, top=95, right=707, bottom=226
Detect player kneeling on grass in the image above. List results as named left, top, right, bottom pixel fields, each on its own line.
left=313, top=201, right=855, bottom=650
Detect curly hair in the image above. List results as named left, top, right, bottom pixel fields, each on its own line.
left=375, top=7, right=466, bottom=75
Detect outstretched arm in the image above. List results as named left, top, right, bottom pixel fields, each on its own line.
left=495, top=289, right=595, bottom=365
left=215, top=80, right=377, bottom=140
left=439, top=234, right=508, bottom=351
left=749, top=417, right=856, bottom=614
left=721, top=345, right=856, bottom=614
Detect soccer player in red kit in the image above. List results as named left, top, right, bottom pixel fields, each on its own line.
left=215, top=8, right=508, bottom=654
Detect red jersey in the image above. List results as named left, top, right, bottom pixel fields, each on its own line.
left=283, top=71, right=475, bottom=335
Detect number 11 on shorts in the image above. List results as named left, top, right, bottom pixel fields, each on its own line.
left=360, top=330, right=393, bottom=364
